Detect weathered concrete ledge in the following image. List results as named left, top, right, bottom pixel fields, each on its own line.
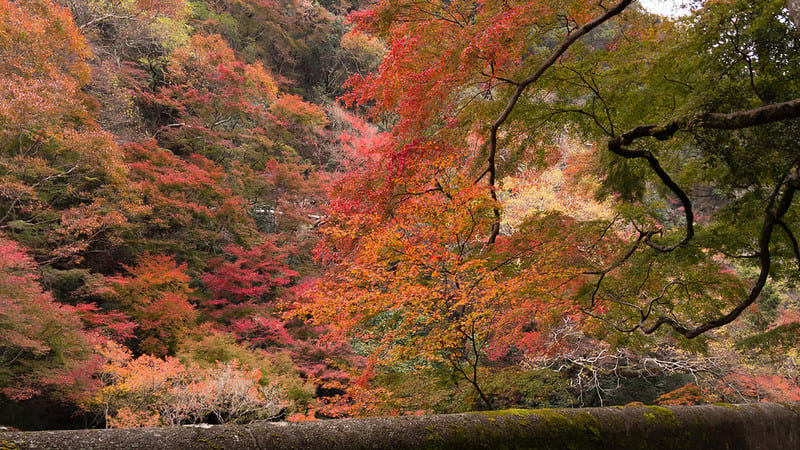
left=2, top=402, right=799, bottom=449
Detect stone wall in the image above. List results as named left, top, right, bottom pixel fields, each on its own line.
left=2, top=402, right=799, bottom=449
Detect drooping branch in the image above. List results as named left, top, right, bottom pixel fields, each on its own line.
left=589, top=97, right=800, bottom=338
left=777, top=220, right=800, bottom=271
left=480, top=0, right=635, bottom=244
left=650, top=180, right=797, bottom=338
left=605, top=97, right=800, bottom=252
left=607, top=136, right=694, bottom=252
left=627, top=168, right=798, bottom=339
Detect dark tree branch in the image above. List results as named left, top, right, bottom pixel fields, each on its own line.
left=583, top=230, right=653, bottom=307
left=697, top=97, right=800, bottom=129
left=452, top=324, right=493, bottom=410
left=643, top=168, right=798, bottom=338
left=588, top=95, right=800, bottom=338
left=611, top=98, right=800, bottom=144
left=777, top=219, right=800, bottom=271
left=605, top=97, right=800, bottom=252
left=607, top=137, right=694, bottom=252
left=481, top=0, right=635, bottom=245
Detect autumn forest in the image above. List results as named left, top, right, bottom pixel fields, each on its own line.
left=2, top=0, right=800, bottom=431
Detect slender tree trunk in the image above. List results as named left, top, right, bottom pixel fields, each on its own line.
left=789, top=0, right=800, bottom=32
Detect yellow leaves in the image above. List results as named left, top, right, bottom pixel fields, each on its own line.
left=500, top=141, right=615, bottom=231
left=244, top=61, right=279, bottom=101
left=0, top=2, right=130, bottom=261
left=340, top=30, right=386, bottom=65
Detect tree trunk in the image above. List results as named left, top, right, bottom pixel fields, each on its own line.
left=789, top=0, right=800, bottom=32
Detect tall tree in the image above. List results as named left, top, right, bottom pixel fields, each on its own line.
left=0, top=237, right=100, bottom=403
left=0, top=0, right=129, bottom=264
left=308, top=0, right=800, bottom=410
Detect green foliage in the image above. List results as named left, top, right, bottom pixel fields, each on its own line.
left=737, top=323, right=800, bottom=354
left=371, top=368, right=576, bottom=414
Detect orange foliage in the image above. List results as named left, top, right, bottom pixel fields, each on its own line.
left=92, top=254, right=197, bottom=356
left=723, top=373, right=800, bottom=403
left=656, top=383, right=718, bottom=406
left=92, top=341, right=288, bottom=427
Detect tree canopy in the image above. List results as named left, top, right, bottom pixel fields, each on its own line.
left=1, top=0, right=800, bottom=429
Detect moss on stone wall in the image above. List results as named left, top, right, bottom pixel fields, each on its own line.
left=2, top=402, right=798, bottom=449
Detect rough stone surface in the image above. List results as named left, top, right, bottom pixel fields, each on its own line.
left=789, top=0, right=800, bottom=32
left=2, top=402, right=799, bottom=449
